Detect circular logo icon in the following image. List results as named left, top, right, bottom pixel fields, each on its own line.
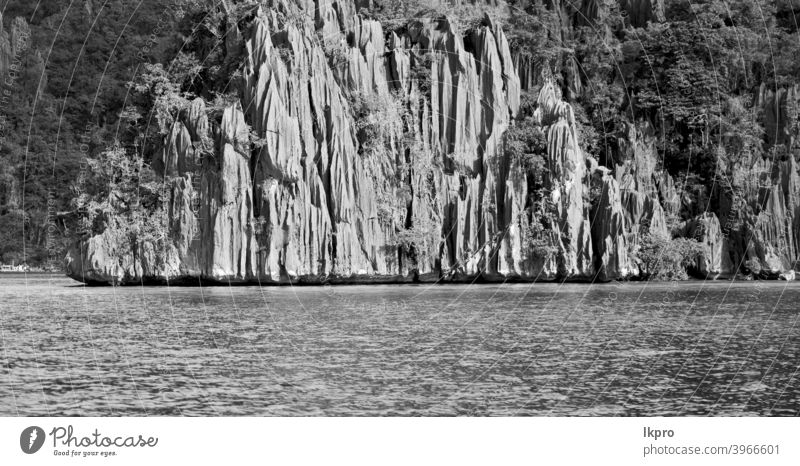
left=20, top=426, right=45, bottom=454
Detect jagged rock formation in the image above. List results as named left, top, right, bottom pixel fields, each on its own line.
left=64, top=0, right=800, bottom=284
left=68, top=0, right=523, bottom=284
left=684, top=212, right=730, bottom=278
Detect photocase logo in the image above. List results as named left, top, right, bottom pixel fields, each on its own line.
left=20, top=426, right=45, bottom=454
left=20, top=426, right=46, bottom=454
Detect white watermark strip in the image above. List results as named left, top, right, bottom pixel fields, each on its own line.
left=0, top=417, right=797, bottom=465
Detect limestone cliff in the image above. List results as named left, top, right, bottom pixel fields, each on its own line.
left=64, top=0, right=800, bottom=284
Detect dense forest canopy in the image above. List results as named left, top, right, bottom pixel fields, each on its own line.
left=1, top=0, right=798, bottom=279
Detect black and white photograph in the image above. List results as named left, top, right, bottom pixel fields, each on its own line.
left=0, top=0, right=799, bottom=463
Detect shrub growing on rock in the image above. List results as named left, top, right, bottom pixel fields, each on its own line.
left=351, top=90, right=407, bottom=159
left=744, top=257, right=763, bottom=277
left=73, top=145, right=171, bottom=263
left=636, top=232, right=704, bottom=280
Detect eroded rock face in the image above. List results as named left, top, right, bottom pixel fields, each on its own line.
left=66, top=1, right=521, bottom=284
left=534, top=81, right=593, bottom=278
left=65, top=0, right=800, bottom=284
left=591, top=166, right=631, bottom=281
left=757, top=83, right=799, bottom=149
left=742, top=155, right=800, bottom=276
left=684, top=212, right=730, bottom=278
left=710, top=84, right=800, bottom=279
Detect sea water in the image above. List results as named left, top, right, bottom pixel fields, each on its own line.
left=0, top=274, right=797, bottom=416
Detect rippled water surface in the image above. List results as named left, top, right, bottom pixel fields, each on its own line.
left=1, top=274, right=798, bottom=416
